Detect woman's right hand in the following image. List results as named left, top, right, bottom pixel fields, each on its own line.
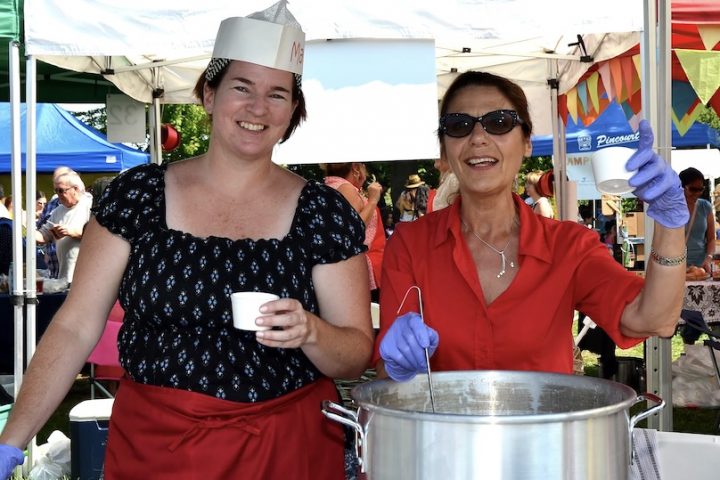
left=0, top=444, right=24, bottom=479
left=379, top=312, right=439, bottom=381
left=367, top=182, right=383, bottom=204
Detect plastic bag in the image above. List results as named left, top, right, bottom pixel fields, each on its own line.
left=28, top=430, right=71, bottom=480
left=671, top=344, right=720, bottom=407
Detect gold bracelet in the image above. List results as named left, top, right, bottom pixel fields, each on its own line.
left=650, top=248, right=687, bottom=267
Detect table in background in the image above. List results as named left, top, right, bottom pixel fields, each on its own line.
left=684, top=280, right=720, bottom=324
left=0, top=292, right=67, bottom=373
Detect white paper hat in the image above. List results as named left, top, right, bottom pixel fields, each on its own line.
left=210, top=0, right=305, bottom=76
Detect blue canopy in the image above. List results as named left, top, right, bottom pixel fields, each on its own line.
left=0, top=103, right=149, bottom=173
left=531, top=101, right=720, bottom=157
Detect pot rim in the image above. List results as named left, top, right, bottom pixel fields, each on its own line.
left=351, top=370, right=639, bottom=424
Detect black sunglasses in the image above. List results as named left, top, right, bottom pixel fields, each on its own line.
left=439, top=110, right=524, bottom=138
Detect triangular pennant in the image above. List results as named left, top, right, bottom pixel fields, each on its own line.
left=671, top=102, right=704, bottom=136
left=709, top=89, right=720, bottom=119
left=626, top=92, right=642, bottom=115
left=610, top=57, right=626, bottom=102
left=620, top=101, right=634, bottom=121
left=672, top=80, right=699, bottom=117
left=576, top=81, right=589, bottom=116
left=697, top=25, right=720, bottom=51
left=558, top=94, right=569, bottom=126
left=587, top=72, right=601, bottom=113
left=566, top=87, right=579, bottom=124
left=598, top=62, right=614, bottom=101
left=675, top=49, right=720, bottom=104
left=671, top=97, right=701, bottom=130
left=632, top=54, right=641, bottom=78
left=621, top=56, right=635, bottom=101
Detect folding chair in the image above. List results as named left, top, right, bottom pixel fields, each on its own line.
left=87, top=301, right=125, bottom=399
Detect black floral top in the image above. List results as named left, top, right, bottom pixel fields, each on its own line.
left=93, top=163, right=366, bottom=402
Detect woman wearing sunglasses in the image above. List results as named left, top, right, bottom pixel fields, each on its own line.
left=679, top=167, right=715, bottom=274
left=374, top=71, right=688, bottom=381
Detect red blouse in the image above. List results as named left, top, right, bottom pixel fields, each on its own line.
left=373, top=194, right=645, bottom=374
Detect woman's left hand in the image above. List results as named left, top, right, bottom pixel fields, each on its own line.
left=626, top=120, right=689, bottom=229
left=254, top=297, right=315, bottom=348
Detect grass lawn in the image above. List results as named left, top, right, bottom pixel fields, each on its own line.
left=578, top=322, right=719, bottom=435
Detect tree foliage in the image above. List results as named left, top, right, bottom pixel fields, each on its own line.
left=161, top=104, right=211, bottom=163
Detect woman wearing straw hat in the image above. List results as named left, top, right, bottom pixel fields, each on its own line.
left=0, top=3, right=372, bottom=479
left=396, top=173, right=430, bottom=221
left=374, top=71, right=688, bottom=382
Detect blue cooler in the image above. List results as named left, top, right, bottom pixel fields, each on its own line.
left=69, top=399, right=114, bottom=480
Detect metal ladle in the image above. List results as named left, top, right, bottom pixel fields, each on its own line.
left=397, top=285, right=436, bottom=413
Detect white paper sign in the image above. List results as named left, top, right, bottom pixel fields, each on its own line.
left=106, top=94, right=146, bottom=143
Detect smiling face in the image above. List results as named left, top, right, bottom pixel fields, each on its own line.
left=203, top=60, right=297, bottom=160
left=442, top=85, right=532, bottom=197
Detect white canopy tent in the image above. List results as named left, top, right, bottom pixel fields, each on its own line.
left=24, top=0, right=643, bottom=142
left=11, top=0, right=680, bottom=432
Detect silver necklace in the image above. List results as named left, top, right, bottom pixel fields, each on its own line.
left=462, top=219, right=515, bottom=278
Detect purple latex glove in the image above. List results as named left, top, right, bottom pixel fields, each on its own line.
left=0, top=444, right=24, bottom=480
left=379, top=312, right=439, bottom=382
left=626, top=120, right=689, bottom=229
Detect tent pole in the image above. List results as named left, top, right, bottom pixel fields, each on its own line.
left=642, top=0, right=673, bottom=432
left=149, top=94, right=162, bottom=165
left=9, top=40, right=23, bottom=402
left=9, top=40, right=26, bottom=477
left=548, top=60, right=567, bottom=220
left=25, top=54, right=39, bottom=468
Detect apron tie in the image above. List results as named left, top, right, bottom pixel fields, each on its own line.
left=168, top=416, right=261, bottom=452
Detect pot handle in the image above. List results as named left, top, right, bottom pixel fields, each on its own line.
left=628, top=392, right=665, bottom=464
left=321, top=400, right=368, bottom=473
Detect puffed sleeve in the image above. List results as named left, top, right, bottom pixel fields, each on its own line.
left=300, top=182, right=367, bottom=265
left=92, top=164, right=164, bottom=244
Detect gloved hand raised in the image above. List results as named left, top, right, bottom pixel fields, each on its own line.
left=626, top=120, right=689, bottom=229
left=379, top=312, right=439, bottom=382
left=0, top=444, right=25, bottom=480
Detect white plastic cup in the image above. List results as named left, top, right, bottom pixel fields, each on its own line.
left=230, top=292, right=279, bottom=331
left=591, top=146, right=637, bottom=195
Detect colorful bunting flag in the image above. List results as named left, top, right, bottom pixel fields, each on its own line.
left=675, top=49, right=720, bottom=104
left=697, top=25, right=720, bottom=51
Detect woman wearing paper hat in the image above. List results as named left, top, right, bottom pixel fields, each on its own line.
left=374, top=71, right=688, bottom=383
left=0, top=3, right=372, bottom=479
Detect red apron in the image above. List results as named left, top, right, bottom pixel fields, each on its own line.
left=104, top=377, right=345, bottom=479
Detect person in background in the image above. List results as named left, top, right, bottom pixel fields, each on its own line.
left=322, top=162, right=385, bottom=302
left=680, top=167, right=714, bottom=273
left=0, top=3, right=373, bottom=479
left=395, top=173, right=430, bottom=221
left=36, top=166, right=74, bottom=278
left=374, top=71, right=687, bottom=381
left=427, top=153, right=459, bottom=213
left=0, top=185, right=9, bottom=219
left=34, top=171, right=91, bottom=283
left=35, top=191, right=47, bottom=222
left=678, top=167, right=715, bottom=345
left=524, top=170, right=554, bottom=219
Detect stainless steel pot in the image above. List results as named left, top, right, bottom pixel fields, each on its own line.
left=323, top=371, right=663, bottom=480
